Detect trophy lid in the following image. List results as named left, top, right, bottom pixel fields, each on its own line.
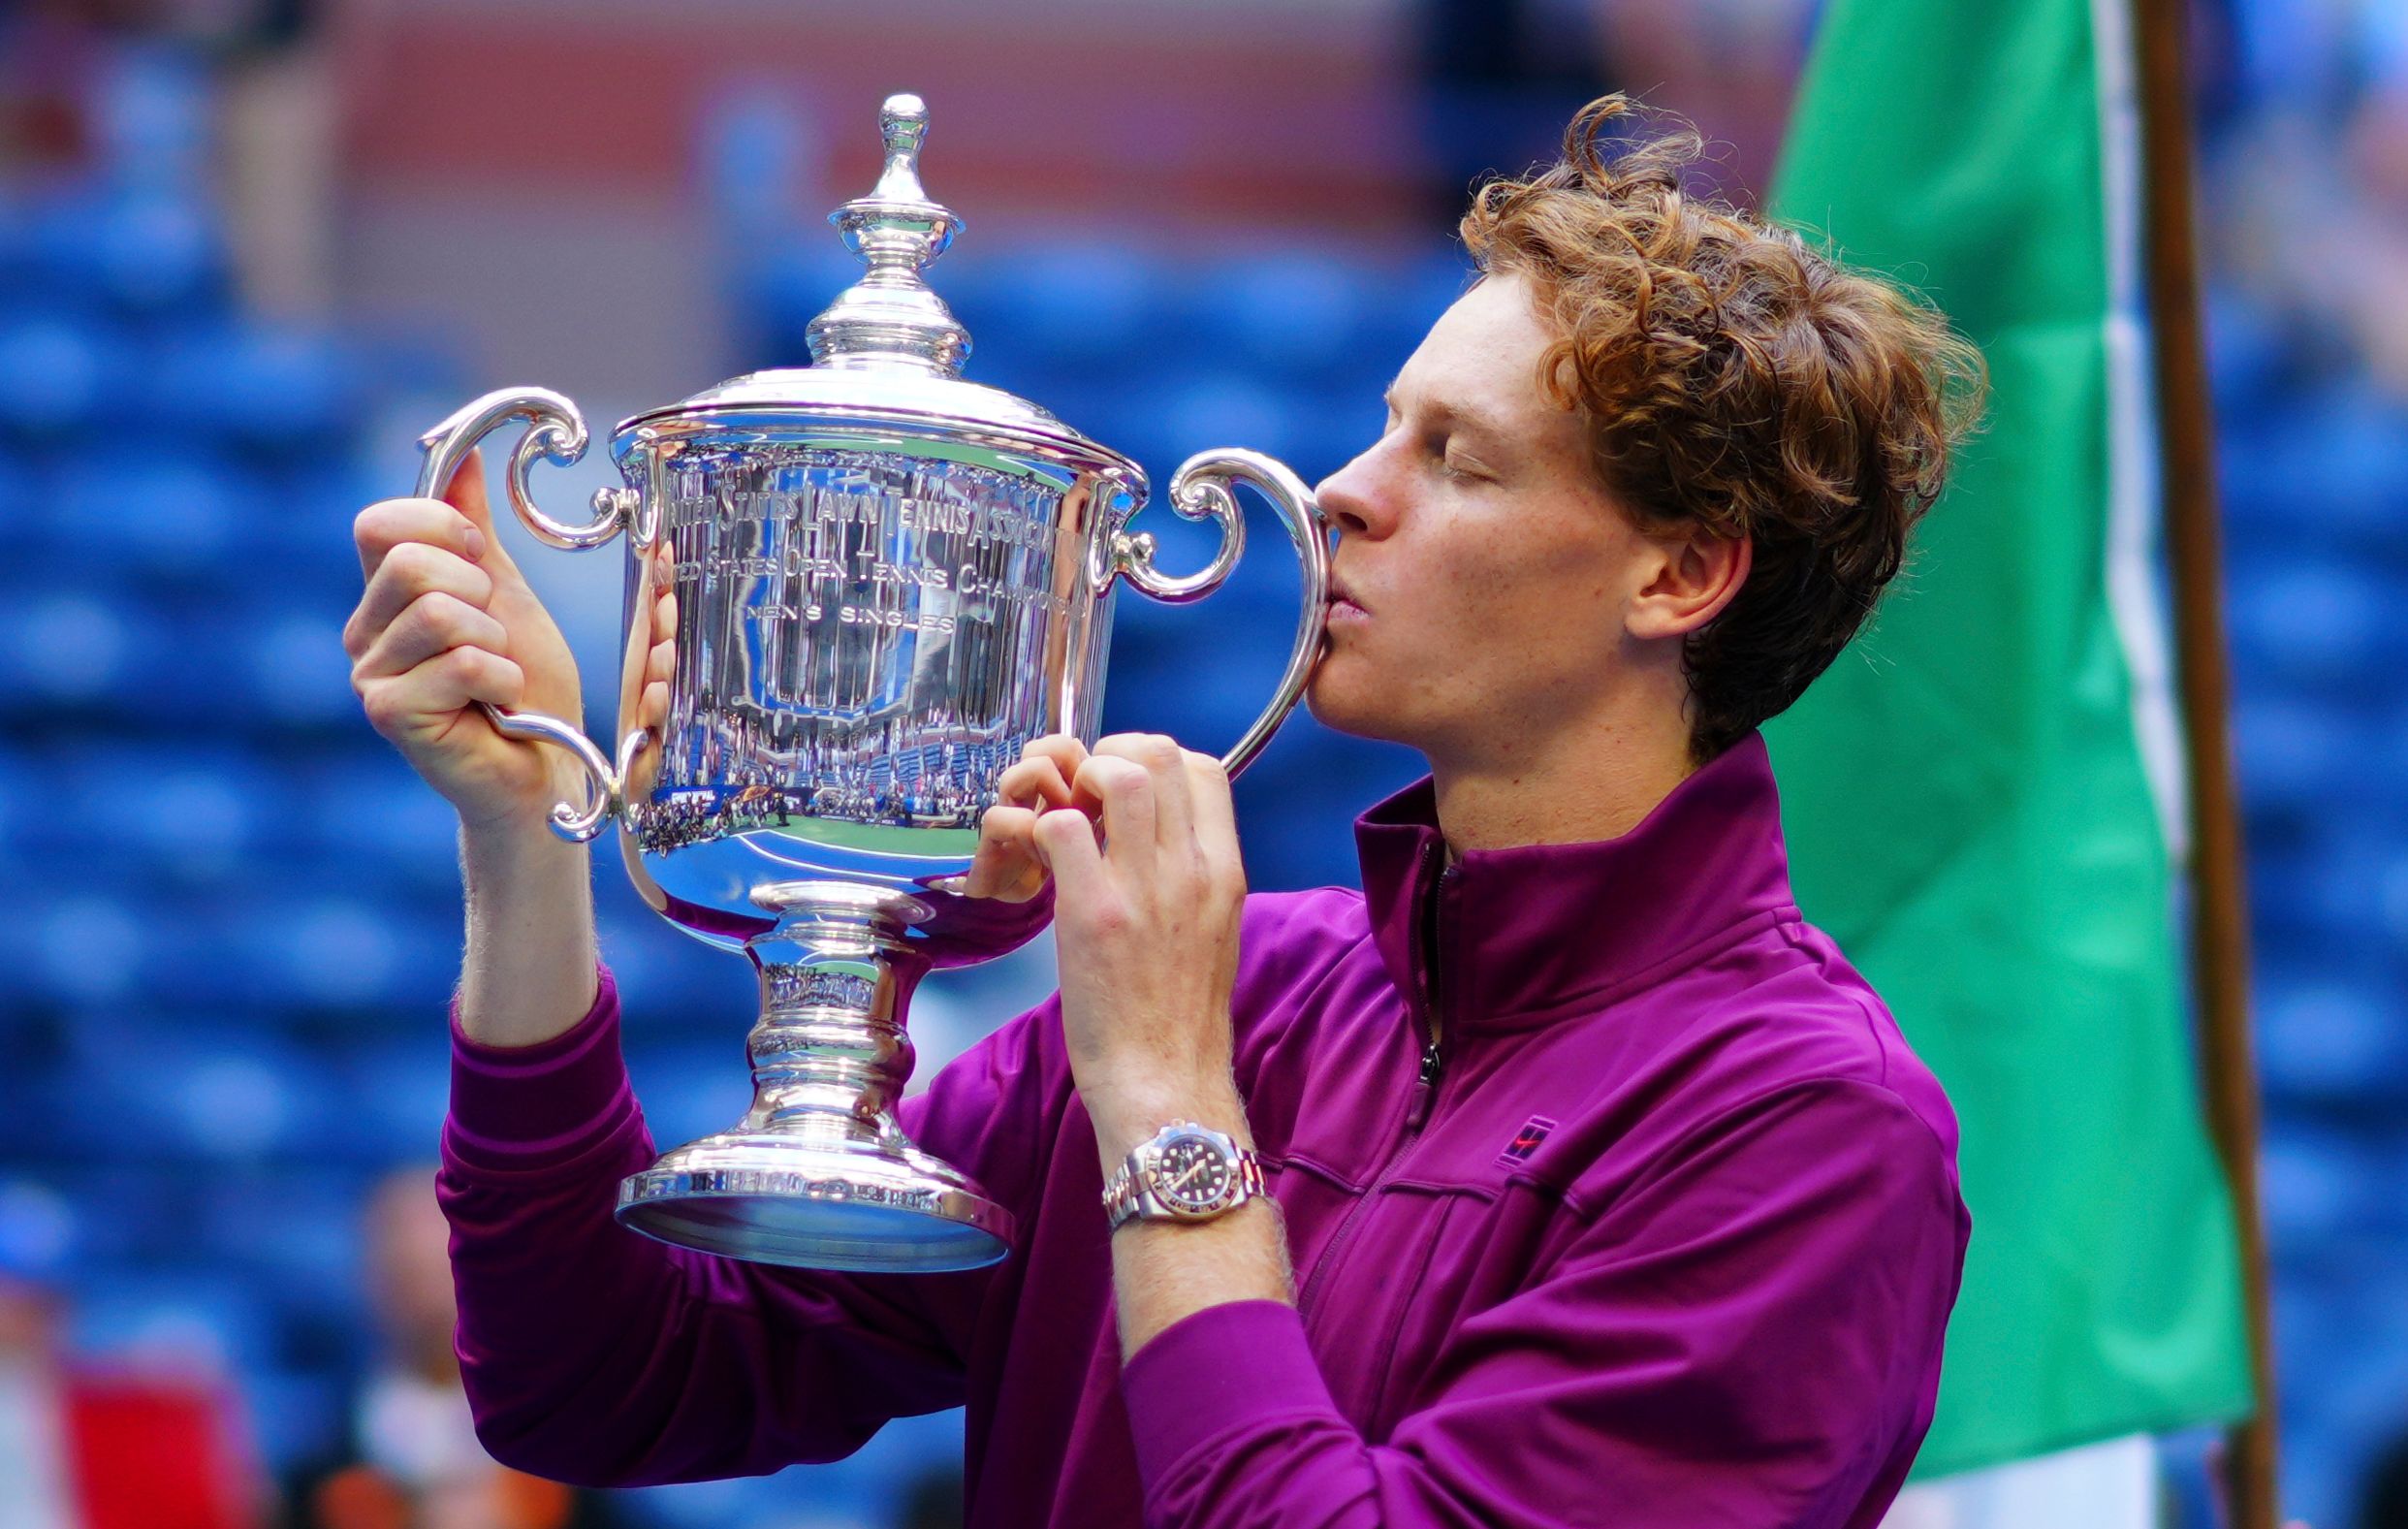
left=623, top=94, right=1135, bottom=478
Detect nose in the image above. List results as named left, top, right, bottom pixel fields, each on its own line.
left=1315, top=445, right=1388, bottom=539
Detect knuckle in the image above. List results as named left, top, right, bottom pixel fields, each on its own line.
left=1033, top=809, right=1090, bottom=847
left=354, top=500, right=404, bottom=545
left=383, top=539, right=445, bottom=589
left=359, top=686, right=401, bottom=731
left=403, top=591, right=461, bottom=641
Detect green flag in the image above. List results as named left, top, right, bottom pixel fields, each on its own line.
left=1764, top=0, right=2254, bottom=1478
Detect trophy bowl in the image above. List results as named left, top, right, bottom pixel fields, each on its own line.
left=411, top=94, right=1329, bottom=1273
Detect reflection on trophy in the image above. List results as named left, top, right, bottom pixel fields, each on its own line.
left=412, top=94, right=1329, bottom=1273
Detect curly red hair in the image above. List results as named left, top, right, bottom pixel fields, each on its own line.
left=1460, top=96, right=1985, bottom=762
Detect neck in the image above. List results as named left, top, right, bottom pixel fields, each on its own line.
left=1428, top=700, right=1695, bottom=854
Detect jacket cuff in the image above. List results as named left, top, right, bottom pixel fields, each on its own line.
left=445, top=963, right=634, bottom=1170
left=1122, top=1299, right=1342, bottom=1490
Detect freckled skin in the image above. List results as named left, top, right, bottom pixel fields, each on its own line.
left=1308, top=273, right=1687, bottom=778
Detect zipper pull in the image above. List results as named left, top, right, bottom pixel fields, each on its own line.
left=1406, top=1038, right=1442, bottom=1131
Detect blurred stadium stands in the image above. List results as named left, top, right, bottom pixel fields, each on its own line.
left=5, top=7, right=2408, bottom=1529
left=0, top=33, right=1433, bottom=1529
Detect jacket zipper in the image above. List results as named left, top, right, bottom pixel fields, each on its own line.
left=1299, top=848, right=1452, bottom=1320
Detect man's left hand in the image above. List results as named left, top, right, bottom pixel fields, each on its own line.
left=1024, top=733, right=1250, bottom=1151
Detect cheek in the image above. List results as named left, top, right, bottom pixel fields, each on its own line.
left=1433, top=535, right=1621, bottom=653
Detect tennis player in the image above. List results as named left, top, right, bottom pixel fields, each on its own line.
left=346, top=97, right=1981, bottom=1528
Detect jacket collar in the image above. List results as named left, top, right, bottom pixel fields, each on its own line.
left=1352, top=732, right=1798, bottom=1029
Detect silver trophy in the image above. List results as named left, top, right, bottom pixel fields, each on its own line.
left=413, top=94, right=1328, bottom=1273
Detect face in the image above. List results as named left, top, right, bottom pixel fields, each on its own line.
left=1310, top=272, right=1677, bottom=765
left=366, top=1169, right=459, bottom=1374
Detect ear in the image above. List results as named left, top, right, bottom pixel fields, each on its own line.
left=1627, top=527, right=1751, bottom=642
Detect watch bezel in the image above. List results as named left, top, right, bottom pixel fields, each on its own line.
left=1145, top=1124, right=1246, bottom=1220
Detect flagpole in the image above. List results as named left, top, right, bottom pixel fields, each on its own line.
left=2129, top=1, right=2280, bottom=1524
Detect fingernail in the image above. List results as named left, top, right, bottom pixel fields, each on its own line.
left=463, top=526, right=488, bottom=560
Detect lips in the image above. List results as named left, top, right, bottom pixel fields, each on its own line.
left=1327, top=574, right=1369, bottom=617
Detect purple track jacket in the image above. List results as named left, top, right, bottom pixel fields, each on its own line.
left=438, top=733, right=1970, bottom=1528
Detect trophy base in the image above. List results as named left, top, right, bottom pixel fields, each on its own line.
left=616, top=1132, right=1014, bottom=1273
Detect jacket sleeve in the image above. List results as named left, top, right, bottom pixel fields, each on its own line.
left=436, top=962, right=1067, bottom=1487
left=1118, top=1078, right=1968, bottom=1529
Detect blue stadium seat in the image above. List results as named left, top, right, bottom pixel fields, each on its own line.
left=2227, top=556, right=2395, bottom=691
left=1185, top=248, right=1381, bottom=382
left=247, top=602, right=362, bottom=731
left=328, top=1035, right=454, bottom=1163
left=53, top=1026, right=327, bottom=1164
left=262, top=896, right=464, bottom=1017
left=51, top=188, right=226, bottom=317
left=2253, top=968, right=2406, bottom=1103
left=2232, top=688, right=2375, bottom=817
left=944, top=239, right=1161, bottom=374
left=47, top=451, right=245, bottom=579
left=143, top=321, right=364, bottom=459
left=0, top=314, right=122, bottom=437
left=301, top=757, right=466, bottom=896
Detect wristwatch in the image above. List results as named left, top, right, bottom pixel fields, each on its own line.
left=1101, top=1121, right=1265, bottom=1231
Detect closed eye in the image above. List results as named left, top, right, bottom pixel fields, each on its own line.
left=1440, top=450, right=1493, bottom=483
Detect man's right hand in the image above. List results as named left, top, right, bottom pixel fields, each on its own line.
left=344, top=450, right=586, bottom=836
left=350, top=448, right=603, bottom=1048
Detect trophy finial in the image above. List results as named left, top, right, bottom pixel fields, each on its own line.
left=806, top=91, right=970, bottom=375
left=872, top=94, right=930, bottom=201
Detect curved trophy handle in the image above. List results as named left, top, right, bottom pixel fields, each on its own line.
left=415, top=386, right=639, bottom=550
left=1108, top=448, right=1331, bottom=778
left=415, top=386, right=645, bottom=843
left=483, top=717, right=650, bottom=844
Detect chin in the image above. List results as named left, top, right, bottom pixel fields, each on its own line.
left=1304, top=664, right=1415, bottom=748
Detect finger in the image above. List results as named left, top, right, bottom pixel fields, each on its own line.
left=650, top=579, right=678, bottom=646
left=358, top=646, right=526, bottom=740
left=964, top=805, right=1043, bottom=901
left=1030, top=802, right=1107, bottom=905
left=1183, top=750, right=1242, bottom=882
left=1093, top=733, right=1191, bottom=852
left=355, top=496, right=487, bottom=585
left=1070, top=754, right=1156, bottom=866
left=351, top=590, right=512, bottom=683
left=998, top=753, right=1077, bottom=812
left=1021, top=734, right=1090, bottom=792
left=345, top=541, right=496, bottom=658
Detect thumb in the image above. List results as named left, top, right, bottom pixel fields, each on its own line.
left=439, top=448, right=528, bottom=583
left=440, top=445, right=493, bottom=528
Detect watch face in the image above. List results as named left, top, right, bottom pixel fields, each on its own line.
left=1153, top=1131, right=1237, bottom=1216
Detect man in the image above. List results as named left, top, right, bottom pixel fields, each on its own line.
left=280, top=1168, right=624, bottom=1529
left=345, top=98, right=1981, bottom=1527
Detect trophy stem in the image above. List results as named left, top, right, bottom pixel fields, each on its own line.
left=614, top=883, right=1015, bottom=1272
left=743, top=938, right=918, bottom=1148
